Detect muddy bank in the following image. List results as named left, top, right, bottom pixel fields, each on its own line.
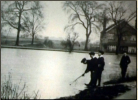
left=57, top=85, right=131, bottom=99
left=56, top=77, right=136, bottom=99
left=103, top=76, right=136, bottom=85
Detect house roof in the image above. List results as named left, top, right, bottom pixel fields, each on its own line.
left=101, top=20, right=136, bottom=33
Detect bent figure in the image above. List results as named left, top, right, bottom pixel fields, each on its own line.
left=81, top=52, right=98, bottom=87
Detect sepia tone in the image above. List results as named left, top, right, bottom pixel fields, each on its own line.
left=1, top=1, right=136, bottom=99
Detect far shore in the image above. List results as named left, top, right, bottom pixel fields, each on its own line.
left=1, top=45, right=136, bottom=56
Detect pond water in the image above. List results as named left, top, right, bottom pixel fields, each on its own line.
left=1, top=48, right=136, bottom=99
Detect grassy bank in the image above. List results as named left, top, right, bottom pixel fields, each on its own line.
left=1, top=73, right=40, bottom=99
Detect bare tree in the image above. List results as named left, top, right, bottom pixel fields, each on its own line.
left=1, top=1, right=42, bottom=46
left=69, top=32, right=79, bottom=52
left=1, top=3, right=4, bottom=33
left=1, top=2, right=8, bottom=35
left=44, top=37, right=54, bottom=48
left=97, top=8, right=111, bottom=50
left=107, top=1, right=136, bottom=54
left=74, top=41, right=80, bottom=49
left=22, top=1, right=45, bottom=45
left=61, top=40, right=67, bottom=49
left=61, top=32, right=79, bottom=52
left=63, top=1, right=104, bottom=50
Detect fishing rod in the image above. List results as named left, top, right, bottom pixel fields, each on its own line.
left=69, top=58, right=86, bottom=86
left=70, top=73, right=85, bottom=86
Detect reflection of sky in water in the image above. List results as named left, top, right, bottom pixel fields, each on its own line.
left=1, top=48, right=136, bottom=99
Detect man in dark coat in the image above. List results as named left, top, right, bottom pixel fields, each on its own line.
left=96, top=50, right=105, bottom=86
left=81, top=52, right=98, bottom=87
left=120, top=51, right=131, bottom=79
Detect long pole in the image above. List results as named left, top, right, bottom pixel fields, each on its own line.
left=70, top=74, right=84, bottom=85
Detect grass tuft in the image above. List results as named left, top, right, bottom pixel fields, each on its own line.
left=1, top=73, right=40, bottom=99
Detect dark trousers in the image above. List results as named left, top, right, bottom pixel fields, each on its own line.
left=96, top=70, right=103, bottom=86
left=89, top=71, right=97, bottom=87
left=121, top=65, right=128, bottom=79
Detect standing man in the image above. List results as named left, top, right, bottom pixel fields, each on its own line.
left=96, top=50, right=105, bottom=87
left=81, top=52, right=98, bottom=87
left=120, top=51, right=131, bottom=79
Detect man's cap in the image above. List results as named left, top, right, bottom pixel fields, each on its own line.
left=98, top=50, right=104, bottom=54
left=89, top=52, right=95, bottom=55
left=81, top=58, right=86, bottom=63
left=123, top=51, right=128, bottom=54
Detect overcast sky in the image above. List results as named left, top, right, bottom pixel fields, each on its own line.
left=3, top=1, right=136, bottom=43
left=40, top=1, right=136, bottom=43
left=40, top=1, right=101, bottom=42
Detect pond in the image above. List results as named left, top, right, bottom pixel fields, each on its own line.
left=1, top=48, right=136, bottom=99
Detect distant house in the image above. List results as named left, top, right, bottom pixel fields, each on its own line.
left=100, top=20, right=136, bottom=54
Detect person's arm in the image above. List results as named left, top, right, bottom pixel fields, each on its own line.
left=82, top=66, right=89, bottom=76
left=84, top=67, right=89, bottom=73
left=102, top=58, right=105, bottom=66
left=120, top=56, right=123, bottom=66
left=84, top=60, right=90, bottom=73
left=81, top=58, right=87, bottom=64
left=127, top=56, right=131, bottom=64
left=83, top=60, right=87, bottom=64
left=100, top=58, right=105, bottom=70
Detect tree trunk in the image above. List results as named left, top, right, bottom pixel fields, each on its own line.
left=84, top=35, right=89, bottom=51
left=69, top=41, right=72, bottom=52
left=15, top=31, right=20, bottom=46
left=100, top=32, right=104, bottom=50
left=115, top=44, right=119, bottom=55
left=100, top=15, right=107, bottom=50
left=115, top=25, right=122, bottom=55
left=15, top=11, right=22, bottom=46
left=115, top=37, right=121, bottom=55
left=100, top=37, right=102, bottom=50
left=31, top=34, right=35, bottom=45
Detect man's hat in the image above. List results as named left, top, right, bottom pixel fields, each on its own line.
left=89, top=52, right=95, bottom=55
left=81, top=58, right=86, bottom=63
left=98, top=50, right=104, bottom=54
left=123, top=51, right=128, bottom=54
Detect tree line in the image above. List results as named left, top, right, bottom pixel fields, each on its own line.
left=1, top=1, right=45, bottom=45
left=63, top=1, right=136, bottom=54
left=1, top=1, right=136, bottom=54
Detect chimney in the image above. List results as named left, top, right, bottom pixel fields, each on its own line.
left=102, top=10, right=107, bottom=37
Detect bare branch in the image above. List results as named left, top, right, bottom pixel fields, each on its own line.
left=67, top=2, right=87, bottom=28
left=64, top=22, right=83, bottom=31
left=3, top=19, right=18, bottom=29
left=126, top=11, right=136, bottom=22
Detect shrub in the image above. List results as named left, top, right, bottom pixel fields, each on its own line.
left=1, top=73, right=40, bottom=99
